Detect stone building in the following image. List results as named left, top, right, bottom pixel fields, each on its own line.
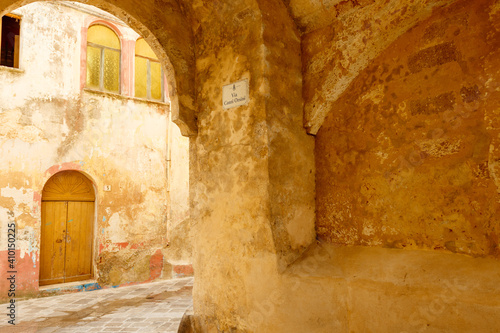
left=0, top=1, right=191, bottom=299
left=2, top=0, right=500, bottom=332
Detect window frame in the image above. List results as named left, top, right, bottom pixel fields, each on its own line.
left=134, top=38, right=164, bottom=102
left=86, top=24, right=122, bottom=94
left=0, top=13, right=22, bottom=69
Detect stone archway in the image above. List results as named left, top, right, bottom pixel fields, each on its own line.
left=0, top=0, right=317, bottom=331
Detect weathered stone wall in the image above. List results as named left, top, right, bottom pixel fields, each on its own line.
left=316, top=0, right=500, bottom=258
left=0, top=2, right=190, bottom=299
left=189, top=0, right=315, bottom=330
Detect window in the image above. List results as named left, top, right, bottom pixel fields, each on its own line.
left=1, top=14, right=21, bottom=68
left=135, top=38, right=163, bottom=101
left=86, top=25, right=120, bottom=93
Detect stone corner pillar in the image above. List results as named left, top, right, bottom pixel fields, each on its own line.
left=189, top=0, right=315, bottom=331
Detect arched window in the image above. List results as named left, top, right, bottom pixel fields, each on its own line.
left=135, top=38, right=163, bottom=101
left=86, top=25, right=120, bottom=93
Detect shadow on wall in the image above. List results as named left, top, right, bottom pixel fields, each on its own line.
left=315, top=0, right=500, bottom=259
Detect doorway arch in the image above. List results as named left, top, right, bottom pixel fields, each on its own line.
left=40, top=170, right=96, bottom=286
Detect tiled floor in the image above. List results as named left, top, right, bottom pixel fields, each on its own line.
left=1, top=277, right=193, bottom=333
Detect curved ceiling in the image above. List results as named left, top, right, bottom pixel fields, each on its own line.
left=0, top=0, right=459, bottom=135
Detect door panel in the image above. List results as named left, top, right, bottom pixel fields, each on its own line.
left=41, top=171, right=95, bottom=286
left=40, top=201, right=67, bottom=286
left=65, top=201, right=94, bottom=282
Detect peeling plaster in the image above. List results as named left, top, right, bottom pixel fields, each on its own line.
left=0, top=2, right=190, bottom=299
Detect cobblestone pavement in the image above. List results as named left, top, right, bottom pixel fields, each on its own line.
left=1, top=277, right=193, bottom=333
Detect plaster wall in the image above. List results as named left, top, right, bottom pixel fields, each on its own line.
left=0, top=2, right=190, bottom=299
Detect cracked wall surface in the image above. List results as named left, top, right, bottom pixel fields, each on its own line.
left=0, top=2, right=190, bottom=299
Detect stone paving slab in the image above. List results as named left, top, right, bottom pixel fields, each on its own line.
left=1, top=277, right=194, bottom=333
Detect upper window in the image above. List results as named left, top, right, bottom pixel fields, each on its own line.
left=1, top=14, right=21, bottom=68
left=86, top=25, right=120, bottom=93
left=135, top=38, right=163, bottom=101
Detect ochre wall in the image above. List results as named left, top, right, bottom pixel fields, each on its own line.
left=0, top=2, right=190, bottom=300
left=190, top=0, right=315, bottom=330
left=316, top=0, right=500, bottom=259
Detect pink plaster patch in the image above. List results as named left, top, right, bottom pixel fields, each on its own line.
left=149, top=249, right=163, bottom=281
left=130, top=242, right=144, bottom=250
left=33, top=192, right=42, bottom=214
left=46, top=162, right=82, bottom=176
left=0, top=250, right=39, bottom=301
left=103, top=242, right=146, bottom=251
left=33, top=192, right=41, bottom=205
left=173, top=264, right=194, bottom=276
left=115, top=242, right=129, bottom=250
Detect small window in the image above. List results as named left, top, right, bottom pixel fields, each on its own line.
left=86, top=25, right=120, bottom=93
left=135, top=38, right=163, bottom=101
left=1, top=14, right=21, bottom=68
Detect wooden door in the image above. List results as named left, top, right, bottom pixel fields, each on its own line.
left=65, top=201, right=94, bottom=282
left=40, top=171, right=95, bottom=286
left=40, top=201, right=68, bottom=285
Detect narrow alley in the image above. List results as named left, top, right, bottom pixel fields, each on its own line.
left=1, top=277, right=193, bottom=332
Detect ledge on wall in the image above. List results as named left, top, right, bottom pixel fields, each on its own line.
left=83, top=88, right=170, bottom=107
left=0, top=65, right=24, bottom=74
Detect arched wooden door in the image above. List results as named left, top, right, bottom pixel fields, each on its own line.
left=40, top=171, right=95, bottom=286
